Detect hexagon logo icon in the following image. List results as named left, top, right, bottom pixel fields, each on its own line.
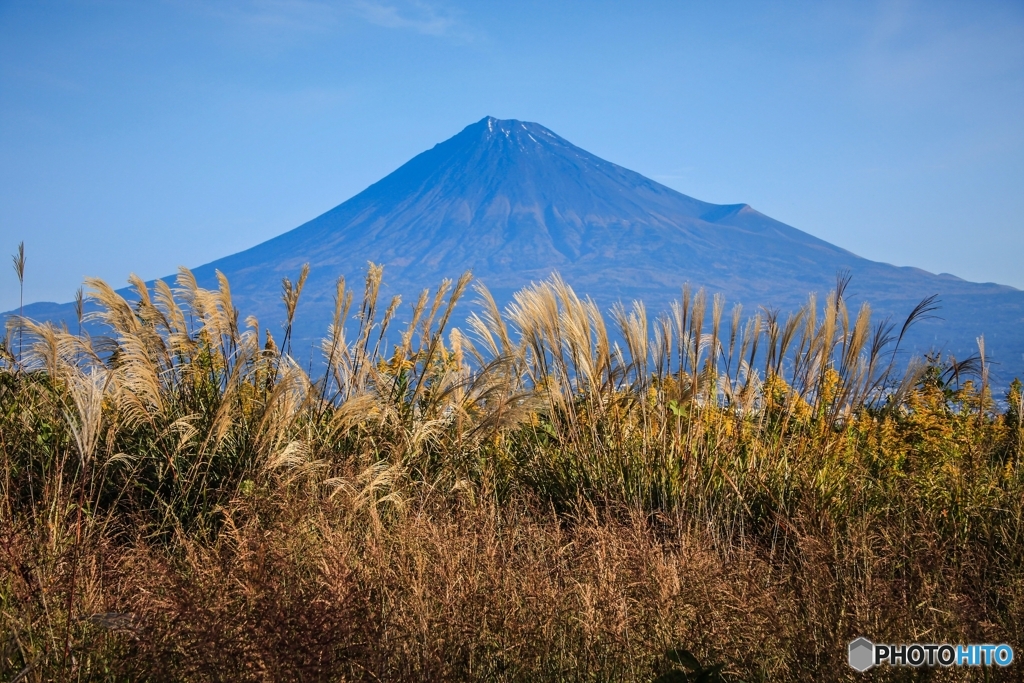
left=848, top=638, right=875, bottom=672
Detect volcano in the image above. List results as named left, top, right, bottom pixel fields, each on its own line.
left=12, top=116, right=1024, bottom=385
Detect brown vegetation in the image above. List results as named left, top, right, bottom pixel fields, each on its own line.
left=1, top=265, right=1022, bottom=681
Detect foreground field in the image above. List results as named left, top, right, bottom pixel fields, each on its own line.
left=2, top=267, right=1022, bottom=681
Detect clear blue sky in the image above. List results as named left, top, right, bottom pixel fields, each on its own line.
left=2, top=0, right=1022, bottom=312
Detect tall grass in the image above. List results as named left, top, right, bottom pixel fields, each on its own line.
left=1, top=265, right=1022, bottom=681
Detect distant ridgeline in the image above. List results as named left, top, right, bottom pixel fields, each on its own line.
left=6, top=117, right=1023, bottom=389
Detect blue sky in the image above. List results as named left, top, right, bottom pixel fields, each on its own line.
left=1, top=0, right=1022, bottom=312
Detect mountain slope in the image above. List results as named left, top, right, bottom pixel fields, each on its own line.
left=10, top=116, right=1024, bottom=384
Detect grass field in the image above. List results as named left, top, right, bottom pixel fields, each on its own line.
left=2, top=265, right=1022, bottom=681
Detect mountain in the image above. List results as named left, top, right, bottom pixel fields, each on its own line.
left=9, top=116, right=1024, bottom=385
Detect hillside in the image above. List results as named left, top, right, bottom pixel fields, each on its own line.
left=10, top=116, right=1023, bottom=384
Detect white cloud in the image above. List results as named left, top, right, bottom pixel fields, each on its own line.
left=350, top=0, right=460, bottom=37
left=183, top=0, right=473, bottom=40
left=181, top=0, right=341, bottom=34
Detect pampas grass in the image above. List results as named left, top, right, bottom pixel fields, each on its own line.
left=1, top=264, right=1021, bottom=681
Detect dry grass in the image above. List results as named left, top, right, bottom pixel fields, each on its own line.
left=1, top=264, right=1022, bottom=681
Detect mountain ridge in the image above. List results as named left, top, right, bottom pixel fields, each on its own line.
left=8, top=116, right=1023, bottom=385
